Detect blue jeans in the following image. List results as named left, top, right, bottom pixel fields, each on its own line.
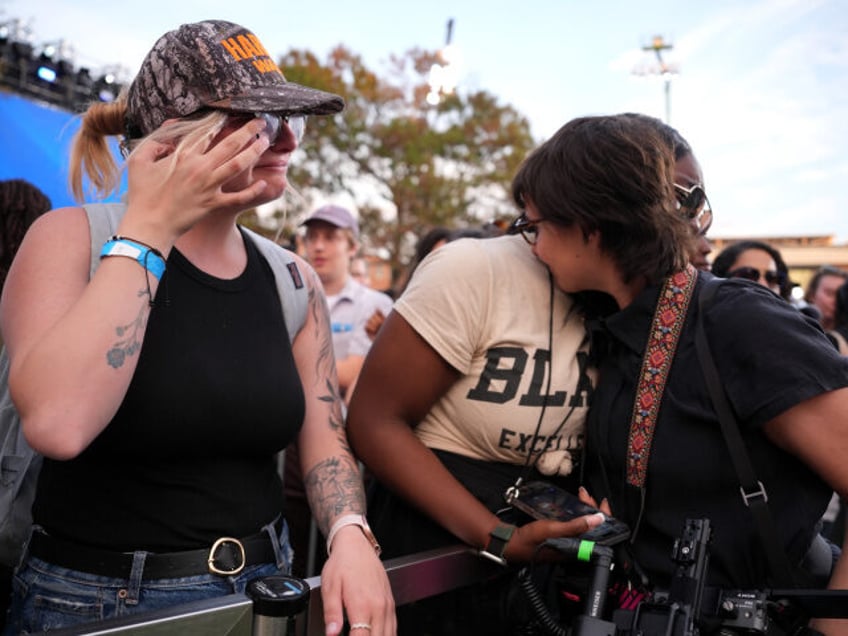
left=3, top=519, right=294, bottom=635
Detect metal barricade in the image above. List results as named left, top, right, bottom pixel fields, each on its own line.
left=42, top=544, right=504, bottom=635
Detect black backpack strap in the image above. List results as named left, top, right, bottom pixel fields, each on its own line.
left=695, top=277, right=797, bottom=587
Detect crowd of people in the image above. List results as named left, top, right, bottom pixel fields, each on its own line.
left=2, top=17, right=848, bottom=636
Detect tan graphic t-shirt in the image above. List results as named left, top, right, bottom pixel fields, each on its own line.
left=395, top=234, right=596, bottom=476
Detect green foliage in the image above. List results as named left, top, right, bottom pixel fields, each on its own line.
left=278, top=45, right=536, bottom=277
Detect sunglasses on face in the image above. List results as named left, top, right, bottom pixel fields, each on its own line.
left=674, top=183, right=713, bottom=234
left=509, top=214, right=550, bottom=245
left=727, top=266, right=786, bottom=288
left=227, top=112, right=306, bottom=144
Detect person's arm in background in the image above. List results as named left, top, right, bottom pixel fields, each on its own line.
left=340, top=292, right=393, bottom=405
left=336, top=354, right=365, bottom=399
left=765, top=388, right=848, bottom=636
left=291, top=262, right=395, bottom=636
left=346, top=310, right=602, bottom=563
left=364, top=308, right=386, bottom=342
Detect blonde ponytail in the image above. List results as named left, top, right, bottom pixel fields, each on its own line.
left=69, top=100, right=127, bottom=202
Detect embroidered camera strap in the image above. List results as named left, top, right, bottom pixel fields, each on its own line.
left=626, top=265, right=697, bottom=488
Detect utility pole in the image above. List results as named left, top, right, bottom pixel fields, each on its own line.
left=634, top=35, right=677, bottom=124
left=426, top=18, right=458, bottom=106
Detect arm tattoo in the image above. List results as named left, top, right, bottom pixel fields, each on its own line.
left=307, top=269, right=346, bottom=436
left=105, top=289, right=150, bottom=369
left=307, top=271, right=336, bottom=380
left=301, top=268, right=362, bottom=525
left=304, top=455, right=366, bottom=534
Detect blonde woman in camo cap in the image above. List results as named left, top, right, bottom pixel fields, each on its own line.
left=2, top=20, right=393, bottom=635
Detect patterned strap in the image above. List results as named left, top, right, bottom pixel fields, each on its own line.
left=626, top=265, right=698, bottom=488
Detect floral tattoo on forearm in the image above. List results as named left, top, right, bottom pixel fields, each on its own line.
left=105, top=289, right=150, bottom=368
left=304, top=455, right=366, bottom=534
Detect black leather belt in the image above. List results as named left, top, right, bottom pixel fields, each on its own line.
left=28, top=524, right=278, bottom=580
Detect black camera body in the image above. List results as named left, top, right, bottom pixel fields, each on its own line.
left=608, top=519, right=753, bottom=635
left=524, top=517, right=845, bottom=636
left=610, top=518, right=771, bottom=636
left=535, top=518, right=774, bottom=636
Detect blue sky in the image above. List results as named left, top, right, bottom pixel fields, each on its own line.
left=3, top=0, right=847, bottom=241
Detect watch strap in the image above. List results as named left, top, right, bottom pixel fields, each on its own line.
left=325, top=514, right=381, bottom=556
left=479, top=524, right=515, bottom=566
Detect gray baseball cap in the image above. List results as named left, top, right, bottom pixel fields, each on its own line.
left=125, top=20, right=344, bottom=138
left=302, top=205, right=359, bottom=239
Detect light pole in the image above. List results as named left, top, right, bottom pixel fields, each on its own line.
left=634, top=35, right=678, bottom=124
left=426, top=18, right=458, bottom=106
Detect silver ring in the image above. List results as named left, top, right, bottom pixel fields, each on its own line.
left=350, top=623, right=372, bottom=631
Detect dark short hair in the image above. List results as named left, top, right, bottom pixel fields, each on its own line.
left=621, top=113, right=692, bottom=162
left=711, top=240, right=792, bottom=300
left=1, top=179, right=52, bottom=289
left=511, top=114, right=692, bottom=285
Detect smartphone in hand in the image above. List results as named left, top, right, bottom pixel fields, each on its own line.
left=508, top=481, right=630, bottom=546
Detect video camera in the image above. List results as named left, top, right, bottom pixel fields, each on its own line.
left=518, top=518, right=847, bottom=636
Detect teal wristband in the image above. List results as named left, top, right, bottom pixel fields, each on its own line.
left=100, top=237, right=166, bottom=280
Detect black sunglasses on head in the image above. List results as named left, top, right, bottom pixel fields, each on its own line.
left=674, top=183, right=713, bottom=234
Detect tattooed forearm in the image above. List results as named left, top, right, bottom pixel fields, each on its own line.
left=303, top=455, right=366, bottom=534
left=306, top=271, right=336, bottom=380
left=306, top=268, right=346, bottom=434
left=105, top=290, right=150, bottom=368
left=318, top=379, right=346, bottom=431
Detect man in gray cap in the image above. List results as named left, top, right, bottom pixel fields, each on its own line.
left=302, top=204, right=393, bottom=400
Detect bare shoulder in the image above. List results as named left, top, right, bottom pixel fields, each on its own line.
left=1, top=206, right=91, bottom=350
left=25, top=205, right=90, bottom=246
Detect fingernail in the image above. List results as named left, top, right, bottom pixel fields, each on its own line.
left=588, top=512, right=605, bottom=526
left=578, top=486, right=587, bottom=494
left=326, top=622, right=339, bottom=635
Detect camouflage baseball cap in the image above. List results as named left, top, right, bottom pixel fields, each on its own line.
left=125, top=20, right=344, bottom=138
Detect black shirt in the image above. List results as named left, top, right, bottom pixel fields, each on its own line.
left=35, top=230, right=305, bottom=551
left=584, top=272, right=848, bottom=589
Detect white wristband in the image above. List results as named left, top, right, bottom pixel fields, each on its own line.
left=325, top=514, right=381, bottom=556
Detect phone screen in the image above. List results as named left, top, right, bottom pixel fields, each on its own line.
left=510, top=481, right=630, bottom=546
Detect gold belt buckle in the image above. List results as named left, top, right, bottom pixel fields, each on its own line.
left=207, top=537, right=246, bottom=576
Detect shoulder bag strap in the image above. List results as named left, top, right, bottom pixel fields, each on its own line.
left=694, top=277, right=797, bottom=587
left=241, top=227, right=309, bottom=345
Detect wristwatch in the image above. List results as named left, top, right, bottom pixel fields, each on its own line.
left=325, top=514, right=381, bottom=556
left=478, top=524, right=516, bottom=566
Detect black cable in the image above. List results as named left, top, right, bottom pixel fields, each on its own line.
left=516, top=566, right=569, bottom=636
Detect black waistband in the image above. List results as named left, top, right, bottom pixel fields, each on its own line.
left=28, top=521, right=279, bottom=580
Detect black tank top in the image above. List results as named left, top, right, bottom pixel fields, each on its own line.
left=34, top=230, right=306, bottom=551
